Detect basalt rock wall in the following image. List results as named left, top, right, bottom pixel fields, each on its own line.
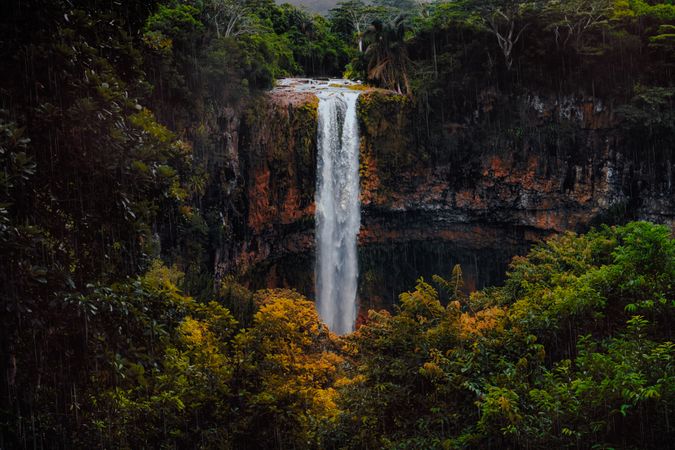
left=215, top=92, right=318, bottom=280
left=358, top=90, right=673, bottom=234
left=217, top=85, right=675, bottom=302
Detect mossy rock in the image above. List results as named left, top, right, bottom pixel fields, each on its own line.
left=357, top=91, right=416, bottom=191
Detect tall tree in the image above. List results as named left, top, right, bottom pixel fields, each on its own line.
left=330, top=0, right=387, bottom=52
left=363, top=16, right=411, bottom=94
left=203, top=0, right=256, bottom=38
left=544, top=0, right=613, bottom=55
left=469, top=0, right=543, bottom=70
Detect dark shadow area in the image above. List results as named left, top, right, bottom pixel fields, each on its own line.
left=242, top=225, right=543, bottom=313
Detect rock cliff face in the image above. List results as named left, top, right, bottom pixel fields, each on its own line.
left=217, top=84, right=674, bottom=306
left=215, top=92, right=318, bottom=278
left=359, top=90, right=673, bottom=230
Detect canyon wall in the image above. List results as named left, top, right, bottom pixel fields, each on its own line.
left=216, top=85, right=675, bottom=306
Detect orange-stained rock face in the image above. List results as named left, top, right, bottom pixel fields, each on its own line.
left=486, top=155, right=511, bottom=178
left=246, top=164, right=315, bottom=234
left=247, top=165, right=272, bottom=234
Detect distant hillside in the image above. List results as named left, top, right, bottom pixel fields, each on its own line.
left=276, top=0, right=339, bottom=14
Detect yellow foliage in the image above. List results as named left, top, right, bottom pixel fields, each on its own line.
left=129, top=108, right=174, bottom=144
left=235, top=289, right=345, bottom=436
left=142, top=30, right=173, bottom=51
left=178, top=204, right=193, bottom=218
left=334, top=374, right=364, bottom=389
left=172, top=139, right=192, bottom=157
left=420, top=361, right=445, bottom=381
left=142, top=259, right=186, bottom=298
left=174, top=315, right=232, bottom=382
left=179, top=316, right=207, bottom=346
left=459, top=306, right=507, bottom=339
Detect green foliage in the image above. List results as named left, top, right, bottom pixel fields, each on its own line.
left=56, top=221, right=673, bottom=447
left=0, top=0, right=329, bottom=445
left=629, top=0, right=675, bottom=20
left=363, top=16, right=412, bottom=94
left=330, top=0, right=390, bottom=54
left=617, top=85, right=675, bottom=163
left=146, top=4, right=204, bottom=38
left=76, top=263, right=239, bottom=448
left=217, top=275, right=256, bottom=327
left=0, top=3, right=205, bottom=442
left=0, top=113, right=35, bottom=234
left=333, top=222, right=674, bottom=449
left=69, top=268, right=342, bottom=449
left=393, top=0, right=675, bottom=156
left=330, top=278, right=463, bottom=449
left=272, top=4, right=350, bottom=76
left=433, top=264, right=468, bottom=303
left=543, top=0, right=614, bottom=56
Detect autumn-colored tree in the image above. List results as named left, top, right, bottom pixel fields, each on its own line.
left=232, top=290, right=343, bottom=449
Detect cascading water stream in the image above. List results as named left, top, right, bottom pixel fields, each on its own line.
left=315, top=88, right=361, bottom=335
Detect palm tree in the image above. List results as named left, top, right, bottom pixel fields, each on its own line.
left=363, top=16, right=411, bottom=95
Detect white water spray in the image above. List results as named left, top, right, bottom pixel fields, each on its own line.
left=315, top=88, right=361, bottom=335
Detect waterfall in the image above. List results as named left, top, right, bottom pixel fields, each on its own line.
left=315, top=89, right=361, bottom=335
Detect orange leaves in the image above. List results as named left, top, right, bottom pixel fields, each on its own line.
left=459, top=306, right=507, bottom=339
left=233, top=290, right=344, bottom=444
